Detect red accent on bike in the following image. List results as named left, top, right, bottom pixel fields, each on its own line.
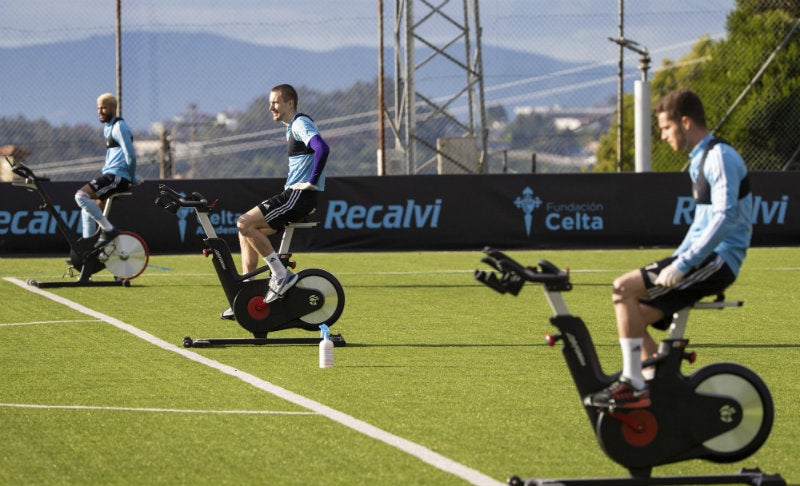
left=211, top=198, right=219, bottom=209
left=685, top=351, right=697, bottom=364
left=247, top=297, right=270, bottom=319
left=202, top=249, right=210, bottom=257
left=613, top=409, right=658, bottom=447
left=545, top=333, right=560, bottom=346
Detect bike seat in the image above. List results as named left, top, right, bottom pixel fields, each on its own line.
left=285, top=221, right=319, bottom=229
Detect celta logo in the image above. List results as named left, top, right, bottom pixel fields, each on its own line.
left=324, top=199, right=442, bottom=230
left=514, top=187, right=542, bottom=236
left=514, top=187, right=605, bottom=236
left=175, top=206, right=193, bottom=242
left=179, top=209, right=241, bottom=241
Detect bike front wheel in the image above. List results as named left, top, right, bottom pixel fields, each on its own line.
left=690, top=362, right=774, bottom=463
left=101, top=231, right=150, bottom=280
left=295, top=268, right=345, bottom=329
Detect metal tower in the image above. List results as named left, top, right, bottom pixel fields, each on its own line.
left=383, top=0, right=488, bottom=174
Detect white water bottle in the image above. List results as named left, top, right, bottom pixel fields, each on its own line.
left=319, top=324, right=333, bottom=368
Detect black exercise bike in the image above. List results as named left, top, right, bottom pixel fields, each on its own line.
left=6, top=157, right=149, bottom=288
left=154, top=184, right=345, bottom=348
left=474, top=247, right=785, bottom=486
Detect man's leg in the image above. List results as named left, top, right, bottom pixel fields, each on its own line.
left=237, top=207, right=297, bottom=303
left=238, top=231, right=261, bottom=275
left=75, top=184, right=116, bottom=243
left=612, top=269, right=650, bottom=390
left=220, top=211, right=273, bottom=319
left=586, top=269, right=660, bottom=409
left=237, top=207, right=279, bottom=272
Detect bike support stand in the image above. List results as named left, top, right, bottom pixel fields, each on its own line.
left=510, top=467, right=786, bottom=486
left=183, top=334, right=346, bottom=348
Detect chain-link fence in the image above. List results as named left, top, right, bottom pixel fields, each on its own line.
left=1, top=1, right=798, bottom=181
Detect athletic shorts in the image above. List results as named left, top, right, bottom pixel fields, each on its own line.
left=88, top=173, right=132, bottom=200
left=639, top=253, right=736, bottom=330
left=256, top=189, right=319, bottom=231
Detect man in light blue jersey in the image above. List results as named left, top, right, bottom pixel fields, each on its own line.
left=75, top=93, right=137, bottom=248
left=588, top=88, right=753, bottom=409
left=233, top=84, right=330, bottom=309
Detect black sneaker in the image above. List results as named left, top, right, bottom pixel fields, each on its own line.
left=585, top=378, right=651, bottom=409
left=95, top=227, right=120, bottom=248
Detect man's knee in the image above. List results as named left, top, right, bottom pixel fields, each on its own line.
left=237, top=211, right=258, bottom=231
left=237, top=213, right=272, bottom=238
left=75, top=189, right=92, bottom=207
left=612, top=275, right=640, bottom=304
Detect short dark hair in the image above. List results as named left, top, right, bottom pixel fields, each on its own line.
left=271, top=84, right=298, bottom=108
left=654, top=88, right=706, bottom=128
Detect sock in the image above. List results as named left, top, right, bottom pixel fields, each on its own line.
left=620, top=337, right=645, bottom=389
left=81, top=209, right=97, bottom=238
left=265, top=252, right=286, bottom=279
left=75, top=190, right=113, bottom=233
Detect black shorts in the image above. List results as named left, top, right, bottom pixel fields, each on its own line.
left=88, top=173, right=132, bottom=200
left=256, top=189, right=319, bottom=231
left=639, top=253, right=736, bottom=330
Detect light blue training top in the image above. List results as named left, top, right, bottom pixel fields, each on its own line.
left=673, top=133, right=753, bottom=276
left=102, top=117, right=137, bottom=181
left=284, top=115, right=326, bottom=191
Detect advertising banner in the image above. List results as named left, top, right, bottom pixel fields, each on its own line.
left=0, top=173, right=796, bottom=255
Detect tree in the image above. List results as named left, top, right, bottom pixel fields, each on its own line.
left=595, top=0, right=800, bottom=171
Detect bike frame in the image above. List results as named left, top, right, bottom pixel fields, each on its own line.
left=155, top=184, right=346, bottom=348
left=8, top=159, right=140, bottom=287
left=475, top=247, right=783, bottom=486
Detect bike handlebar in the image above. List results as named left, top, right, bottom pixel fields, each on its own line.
left=5, top=159, right=50, bottom=182
left=474, top=246, right=572, bottom=295
left=155, top=184, right=215, bottom=214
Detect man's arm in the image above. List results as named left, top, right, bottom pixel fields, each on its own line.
left=114, top=121, right=137, bottom=178
left=307, top=134, right=329, bottom=186
left=673, top=148, right=741, bottom=273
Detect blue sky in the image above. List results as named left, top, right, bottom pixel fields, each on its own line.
left=2, top=0, right=735, bottom=65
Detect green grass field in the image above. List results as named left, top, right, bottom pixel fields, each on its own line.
left=1, top=247, right=798, bottom=485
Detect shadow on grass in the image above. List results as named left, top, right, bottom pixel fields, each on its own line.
left=690, top=343, right=800, bottom=349
left=341, top=342, right=614, bottom=348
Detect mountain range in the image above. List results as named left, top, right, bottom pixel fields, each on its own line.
left=1, top=32, right=625, bottom=131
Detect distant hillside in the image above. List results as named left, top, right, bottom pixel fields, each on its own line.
left=1, top=32, right=621, bottom=131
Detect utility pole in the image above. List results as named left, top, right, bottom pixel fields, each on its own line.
left=115, top=0, right=123, bottom=116
left=611, top=0, right=624, bottom=172
left=159, top=128, right=173, bottom=179
left=377, top=0, right=386, bottom=175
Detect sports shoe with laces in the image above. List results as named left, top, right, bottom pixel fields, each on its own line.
left=94, top=227, right=120, bottom=248
left=264, top=271, right=298, bottom=304
left=585, top=378, right=651, bottom=409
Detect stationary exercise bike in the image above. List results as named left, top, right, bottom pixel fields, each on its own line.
left=154, top=184, right=346, bottom=348
left=6, top=157, right=149, bottom=288
left=474, top=248, right=785, bottom=486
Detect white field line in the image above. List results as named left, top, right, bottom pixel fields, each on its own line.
left=0, top=403, right=315, bottom=415
left=0, top=319, right=102, bottom=327
left=3, top=277, right=504, bottom=486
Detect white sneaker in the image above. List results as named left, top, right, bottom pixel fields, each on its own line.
left=220, top=307, right=235, bottom=320
left=264, top=272, right=298, bottom=304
